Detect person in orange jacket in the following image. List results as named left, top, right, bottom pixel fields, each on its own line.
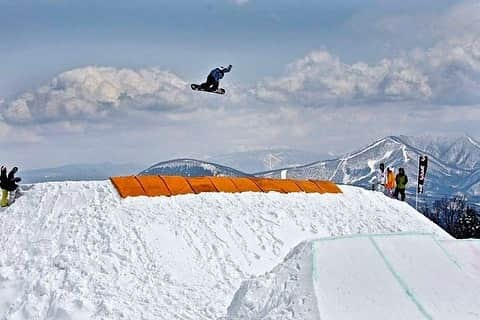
left=385, top=167, right=396, bottom=197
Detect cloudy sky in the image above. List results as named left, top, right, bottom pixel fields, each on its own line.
left=1, top=0, right=480, bottom=169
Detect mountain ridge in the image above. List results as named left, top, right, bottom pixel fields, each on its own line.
left=257, top=135, right=480, bottom=200
left=139, top=158, right=251, bottom=177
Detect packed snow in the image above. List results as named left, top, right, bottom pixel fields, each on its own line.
left=227, top=234, right=480, bottom=319
left=0, top=181, right=451, bottom=319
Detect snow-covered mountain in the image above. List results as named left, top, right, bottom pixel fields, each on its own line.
left=22, top=162, right=146, bottom=183
left=139, top=158, right=250, bottom=177
left=400, top=135, right=480, bottom=170
left=258, top=135, right=480, bottom=200
left=207, top=149, right=329, bottom=173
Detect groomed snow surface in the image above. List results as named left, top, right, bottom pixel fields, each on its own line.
left=228, top=234, right=480, bottom=319
left=0, top=181, right=468, bottom=319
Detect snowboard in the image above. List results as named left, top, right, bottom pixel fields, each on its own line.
left=191, top=84, right=225, bottom=95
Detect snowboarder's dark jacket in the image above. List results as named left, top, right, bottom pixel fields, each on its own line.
left=209, top=65, right=232, bottom=81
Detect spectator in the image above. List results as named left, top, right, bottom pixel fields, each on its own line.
left=0, top=166, right=7, bottom=207
left=386, top=167, right=396, bottom=197
left=394, top=167, right=408, bottom=201
left=374, top=163, right=386, bottom=192
left=0, top=166, right=21, bottom=207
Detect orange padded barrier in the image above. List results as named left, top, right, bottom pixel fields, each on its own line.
left=274, top=179, right=304, bottom=193
left=208, top=177, right=240, bottom=193
left=188, top=176, right=218, bottom=194
left=311, top=180, right=342, bottom=194
left=250, top=178, right=285, bottom=193
left=230, top=177, right=263, bottom=192
left=136, top=175, right=171, bottom=197
left=110, top=176, right=145, bottom=198
left=291, top=180, right=323, bottom=193
left=160, top=176, right=194, bottom=196
left=111, top=175, right=342, bottom=198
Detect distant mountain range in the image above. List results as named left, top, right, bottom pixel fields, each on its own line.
left=257, top=135, right=480, bottom=202
left=19, top=135, right=480, bottom=206
left=21, top=162, right=146, bottom=183
left=206, top=149, right=329, bottom=173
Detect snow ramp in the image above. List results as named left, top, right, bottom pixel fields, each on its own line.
left=0, top=182, right=452, bottom=319
left=110, top=175, right=342, bottom=198
left=227, top=234, right=480, bottom=320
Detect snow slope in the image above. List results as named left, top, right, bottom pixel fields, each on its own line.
left=0, top=181, right=450, bottom=319
left=227, top=234, right=480, bottom=320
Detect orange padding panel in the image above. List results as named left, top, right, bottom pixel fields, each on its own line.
left=160, top=176, right=193, bottom=195
left=208, top=176, right=239, bottom=193
left=136, top=175, right=171, bottom=196
left=230, top=177, right=262, bottom=192
left=293, top=180, right=323, bottom=193
left=110, top=176, right=145, bottom=198
left=188, top=177, right=218, bottom=194
left=110, top=176, right=342, bottom=198
left=251, top=178, right=285, bottom=193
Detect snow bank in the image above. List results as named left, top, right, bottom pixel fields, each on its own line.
left=0, top=181, right=450, bottom=319
left=227, top=234, right=480, bottom=320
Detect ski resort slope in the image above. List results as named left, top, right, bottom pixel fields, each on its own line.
left=0, top=181, right=451, bottom=319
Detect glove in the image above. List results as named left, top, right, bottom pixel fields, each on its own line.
left=5, top=167, right=20, bottom=192
left=7, top=167, right=18, bottom=180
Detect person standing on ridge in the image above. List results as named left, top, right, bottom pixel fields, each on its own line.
left=386, top=167, right=396, bottom=197
left=394, top=167, right=408, bottom=201
left=374, top=163, right=386, bottom=192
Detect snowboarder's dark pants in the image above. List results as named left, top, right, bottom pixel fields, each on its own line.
left=394, top=188, right=406, bottom=201
left=200, top=75, right=219, bottom=91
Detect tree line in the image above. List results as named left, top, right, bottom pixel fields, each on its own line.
left=419, top=195, right=480, bottom=239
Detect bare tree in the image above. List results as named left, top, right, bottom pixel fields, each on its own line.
left=421, top=195, right=480, bottom=239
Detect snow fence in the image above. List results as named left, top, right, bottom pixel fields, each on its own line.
left=110, top=175, right=342, bottom=198
left=227, top=233, right=480, bottom=320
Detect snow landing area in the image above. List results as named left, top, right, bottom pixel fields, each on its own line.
left=227, top=234, right=480, bottom=320
left=0, top=181, right=450, bottom=319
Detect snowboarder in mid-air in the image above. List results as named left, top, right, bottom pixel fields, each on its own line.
left=191, top=64, right=232, bottom=94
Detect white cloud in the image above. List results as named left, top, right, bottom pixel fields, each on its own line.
left=254, top=36, right=480, bottom=107
left=3, top=66, right=193, bottom=124
left=254, top=50, right=432, bottom=106
left=251, top=0, right=480, bottom=108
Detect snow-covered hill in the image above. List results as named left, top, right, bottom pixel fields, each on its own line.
left=0, top=181, right=450, bottom=319
left=139, top=158, right=250, bottom=177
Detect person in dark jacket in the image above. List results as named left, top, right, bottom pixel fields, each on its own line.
left=0, top=166, right=21, bottom=207
left=199, top=65, right=232, bottom=91
left=394, top=167, right=408, bottom=201
left=0, top=166, right=8, bottom=207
